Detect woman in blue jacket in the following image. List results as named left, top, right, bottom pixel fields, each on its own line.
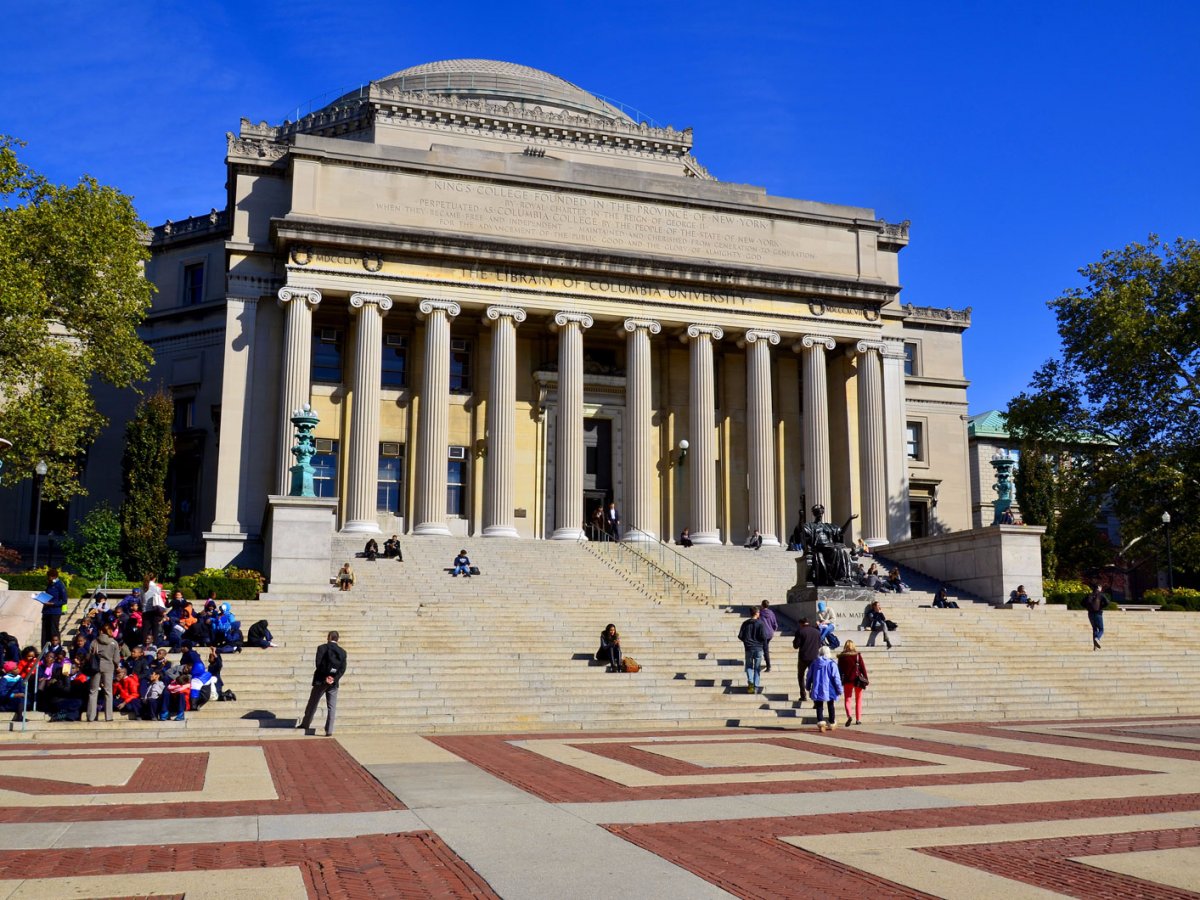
left=805, top=646, right=843, bottom=732
left=41, top=568, right=68, bottom=650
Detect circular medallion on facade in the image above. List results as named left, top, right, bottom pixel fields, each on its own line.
left=363, top=252, right=383, bottom=272
left=290, top=246, right=313, bottom=266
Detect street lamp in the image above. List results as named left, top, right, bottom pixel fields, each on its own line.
left=32, top=460, right=47, bottom=570
left=1162, top=510, right=1174, bottom=592
left=677, top=439, right=689, bottom=466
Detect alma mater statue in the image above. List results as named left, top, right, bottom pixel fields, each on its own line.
left=795, top=504, right=859, bottom=587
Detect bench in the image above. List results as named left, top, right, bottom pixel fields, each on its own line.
left=1119, top=604, right=1161, bottom=612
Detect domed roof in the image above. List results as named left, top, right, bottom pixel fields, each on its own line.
left=363, top=59, right=632, bottom=122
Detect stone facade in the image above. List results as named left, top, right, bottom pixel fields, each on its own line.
left=0, top=60, right=975, bottom=571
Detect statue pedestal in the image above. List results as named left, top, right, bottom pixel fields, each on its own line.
left=776, top=555, right=873, bottom=630
left=263, top=495, right=336, bottom=593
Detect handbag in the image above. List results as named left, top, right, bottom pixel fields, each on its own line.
left=621, top=656, right=641, bottom=673
left=854, top=659, right=869, bottom=689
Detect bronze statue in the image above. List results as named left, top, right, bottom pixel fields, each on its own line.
left=798, top=504, right=859, bottom=586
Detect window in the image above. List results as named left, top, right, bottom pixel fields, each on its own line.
left=447, top=447, right=467, bottom=516
left=382, top=334, right=407, bottom=388
left=906, top=422, right=924, bottom=461
left=172, top=397, right=195, bottom=432
left=450, top=339, right=472, bottom=393
left=909, top=501, right=929, bottom=539
left=903, top=342, right=917, bottom=377
left=312, top=439, right=339, bottom=498
left=377, top=443, right=405, bottom=513
left=182, top=263, right=204, bottom=306
left=313, top=329, right=343, bottom=383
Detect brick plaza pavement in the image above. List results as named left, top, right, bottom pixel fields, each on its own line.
left=1, top=718, right=1199, bottom=898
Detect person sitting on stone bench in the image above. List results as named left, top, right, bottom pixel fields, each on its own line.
left=363, top=538, right=379, bottom=562
left=383, top=534, right=402, bottom=560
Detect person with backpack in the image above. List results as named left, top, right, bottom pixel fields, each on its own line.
left=1084, top=585, right=1109, bottom=650
left=792, top=617, right=822, bottom=701
left=758, top=600, right=779, bottom=673
left=596, top=624, right=623, bottom=672
left=247, top=620, right=275, bottom=649
left=737, top=608, right=768, bottom=695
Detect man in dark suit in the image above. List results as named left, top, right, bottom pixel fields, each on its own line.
left=296, top=631, right=347, bottom=736
left=792, top=617, right=822, bottom=702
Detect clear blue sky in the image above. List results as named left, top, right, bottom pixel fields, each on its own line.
left=3, top=1, right=1197, bottom=414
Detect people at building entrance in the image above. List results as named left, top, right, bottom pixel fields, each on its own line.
left=588, top=507, right=606, bottom=541
left=678, top=528, right=693, bottom=548
left=337, top=563, right=355, bottom=591
left=451, top=550, right=472, bottom=577
left=364, top=538, right=379, bottom=561
left=806, top=646, right=843, bottom=732
left=605, top=503, right=621, bottom=537
left=744, top=530, right=763, bottom=550
left=596, top=624, right=623, bottom=672
left=383, top=535, right=402, bottom=560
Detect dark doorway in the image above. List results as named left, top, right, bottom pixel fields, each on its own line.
left=583, top=418, right=613, bottom=539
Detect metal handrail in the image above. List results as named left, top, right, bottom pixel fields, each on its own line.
left=581, top=526, right=733, bottom=606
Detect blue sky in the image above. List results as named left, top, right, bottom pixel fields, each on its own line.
left=3, top=1, right=1197, bottom=414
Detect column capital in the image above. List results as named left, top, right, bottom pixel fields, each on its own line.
left=553, top=311, right=594, bottom=330
left=682, top=323, right=724, bottom=342
left=622, top=317, right=662, bottom=335
left=484, top=305, right=528, bottom=325
left=855, top=339, right=887, bottom=355
left=277, top=287, right=321, bottom=309
left=793, top=334, right=836, bottom=353
left=349, top=292, right=393, bottom=314
left=418, top=298, right=461, bottom=319
left=740, top=329, right=780, bottom=347
left=879, top=337, right=909, bottom=361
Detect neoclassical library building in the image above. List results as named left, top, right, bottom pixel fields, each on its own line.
left=2, top=60, right=975, bottom=571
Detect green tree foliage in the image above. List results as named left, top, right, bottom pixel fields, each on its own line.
left=0, top=136, right=153, bottom=503
left=61, top=502, right=122, bottom=581
left=119, top=392, right=176, bottom=580
left=1006, top=236, right=1200, bottom=579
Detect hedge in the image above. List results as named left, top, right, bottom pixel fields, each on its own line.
left=1143, top=587, right=1200, bottom=611
left=177, top=575, right=260, bottom=602
left=3, top=572, right=72, bottom=593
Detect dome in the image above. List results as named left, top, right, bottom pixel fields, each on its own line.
left=345, top=59, right=633, bottom=122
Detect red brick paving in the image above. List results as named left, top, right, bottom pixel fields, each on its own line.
left=607, top=793, right=1200, bottom=900
left=0, top=739, right=403, bottom=822
left=928, top=722, right=1200, bottom=762
left=0, top=752, right=207, bottom=796
left=575, top=735, right=936, bottom=777
left=926, top=828, right=1200, bottom=899
left=431, top=728, right=1146, bottom=802
left=0, top=833, right=498, bottom=899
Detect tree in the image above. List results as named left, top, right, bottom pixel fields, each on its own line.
left=119, top=392, right=176, bottom=580
left=0, top=136, right=153, bottom=503
left=1006, top=236, right=1200, bottom=581
left=62, top=503, right=122, bottom=581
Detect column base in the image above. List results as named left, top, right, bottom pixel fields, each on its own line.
left=482, top=525, right=520, bottom=538
left=413, top=522, right=452, bottom=536
left=865, top=537, right=889, bottom=548
left=341, top=519, right=381, bottom=534
left=551, top=527, right=584, bottom=541
left=690, top=531, right=722, bottom=545
left=760, top=535, right=781, bottom=547
left=622, top=528, right=657, bottom=543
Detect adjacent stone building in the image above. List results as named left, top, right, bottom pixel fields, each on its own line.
left=0, top=60, right=975, bottom=572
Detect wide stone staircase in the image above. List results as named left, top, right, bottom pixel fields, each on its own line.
left=9, top=537, right=1200, bottom=738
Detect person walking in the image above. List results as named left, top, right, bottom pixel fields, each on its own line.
left=865, top=600, right=893, bottom=649
left=297, top=631, right=347, bottom=736
left=737, top=608, right=767, bottom=694
left=759, top=600, right=779, bottom=673
left=806, top=646, right=843, bottom=732
left=791, top=616, right=822, bottom=701
left=86, top=622, right=120, bottom=722
left=40, top=568, right=68, bottom=650
left=1084, top=585, right=1109, bottom=650
left=837, top=640, right=869, bottom=726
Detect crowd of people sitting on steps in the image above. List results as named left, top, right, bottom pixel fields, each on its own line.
left=0, top=569, right=278, bottom=724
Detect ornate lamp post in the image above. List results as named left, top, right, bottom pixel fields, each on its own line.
left=990, top=452, right=1017, bottom=525
left=287, top=404, right=321, bottom=498
left=32, top=460, right=48, bottom=569
left=1162, top=511, right=1174, bottom=592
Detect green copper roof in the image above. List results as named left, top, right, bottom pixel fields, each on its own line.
left=968, top=409, right=1010, bottom=439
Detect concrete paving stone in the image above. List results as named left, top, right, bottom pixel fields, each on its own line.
left=368, top=760, right=537, bottom=809
left=257, top=809, right=425, bottom=840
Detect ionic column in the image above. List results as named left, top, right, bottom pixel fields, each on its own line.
left=742, top=330, right=781, bottom=546
left=276, top=287, right=321, bottom=495
left=881, top=340, right=912, bottom=542
left=797, top=334, right=836, bottom=513
left=623, top=318, right=661, bottom=541
left=342, top=293, right=392, bottom=533
left=551, top=311, right=593, bottom=540
left=482, top=305, right=527, bottom=538
left=856, top=340, right=888, bottom=546
left=684, top=324, right=723, bottom=545
left=413, top=299, right=461, bottom=536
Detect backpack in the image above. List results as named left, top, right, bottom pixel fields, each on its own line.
left=621, top=656, right=641, bottom=673
left=825, top=633, right=841, bottom=649
left=193, top=682, right=213, bottom=708
left=219, top=689, right=237, bottom=702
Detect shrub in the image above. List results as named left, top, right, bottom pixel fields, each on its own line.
left=0, top=546, right=21, bottom=574
left=1143, top=587, right=1200, bottom=611
left=119, top=392, right=177, bottom=580
left=5, top=570, right=72, bottom=592
left=61, top=503, right=122, bottom=581
left=177, top=574, right=260, bottom=602
left=1045, top=579, right=1091, bottom=609
left=1161, top=603, right=1187, bottom=612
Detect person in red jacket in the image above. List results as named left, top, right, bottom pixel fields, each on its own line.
left=837, top=641, right=869, bottom=726
left=113, top=666, right=141, bottom=719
